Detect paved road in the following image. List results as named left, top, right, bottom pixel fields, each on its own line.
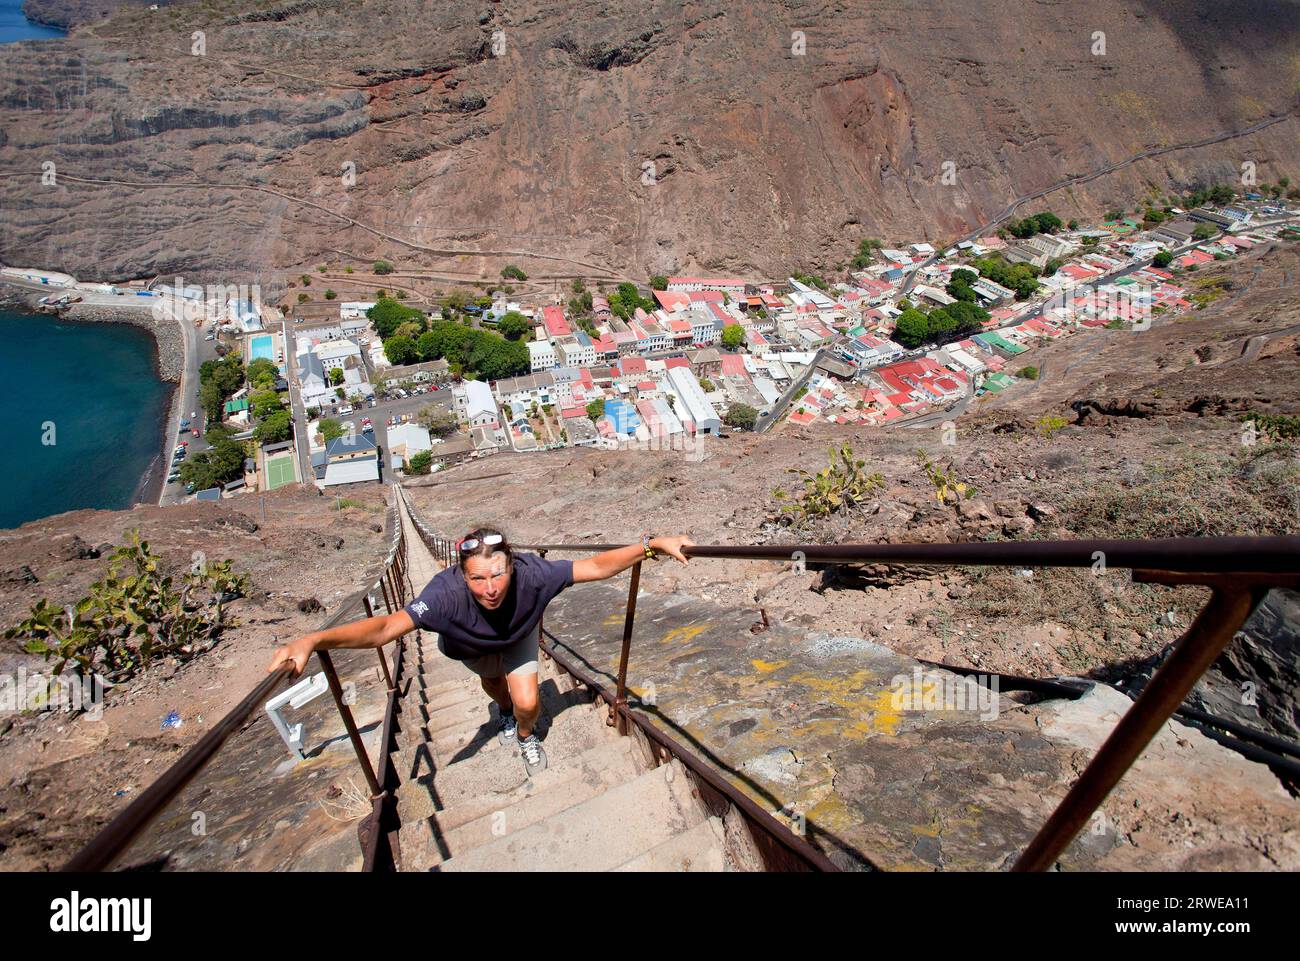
left=156, top=298, right=222, bottom=504
left=282, top=320, right=316, bottom=488
left=754, top=346, right=830, bottom=432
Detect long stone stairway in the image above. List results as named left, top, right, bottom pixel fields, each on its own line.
left=389, top=494, right=753, bottom=871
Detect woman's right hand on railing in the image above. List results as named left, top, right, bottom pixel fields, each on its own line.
left=267, top=636, right=317, bottom=677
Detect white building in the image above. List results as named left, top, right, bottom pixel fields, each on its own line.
left=340, top=302, right=376, bottom=319
left=557, top=334, right=596, bottom=368
left=528, top=339, right=558, bottom=372
left=229, top=298, right=263, bottom=333
left=493, top=371, right=556, bottom=409
left=666, top=277, right=746, bottom=295
left=455, top=380, right=499, bottom=428
left=665, top=366, right=721, bottom=436
left=388, top=423, right=432, bottom=467
left=314, top=338, right=363, bottom=372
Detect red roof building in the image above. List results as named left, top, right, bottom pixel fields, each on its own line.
left=542, top=305, right=571, bottom=338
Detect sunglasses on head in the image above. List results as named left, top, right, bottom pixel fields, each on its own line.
left=459, top=533, right=504, bottom=552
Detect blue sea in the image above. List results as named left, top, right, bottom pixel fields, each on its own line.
left=0, top=0, right=64, bottom=43
left=0, top=310, right=171, bottom=529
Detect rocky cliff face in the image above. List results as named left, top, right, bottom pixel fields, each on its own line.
left=1, top=0, right=1297, bottom=283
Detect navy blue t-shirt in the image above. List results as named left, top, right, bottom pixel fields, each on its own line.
left=404, top=552, right=574, bottom=660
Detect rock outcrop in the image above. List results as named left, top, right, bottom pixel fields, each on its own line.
left=1, top=0, right=1297, bottom=282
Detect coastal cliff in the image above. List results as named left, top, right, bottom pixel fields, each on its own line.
left=1, top=0, right=1296, bottom=282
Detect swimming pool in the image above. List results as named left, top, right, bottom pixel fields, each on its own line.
left=250, top=335, right=275, bottom=361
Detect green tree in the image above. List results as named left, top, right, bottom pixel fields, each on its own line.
left=586, top=399, right=605, bottom=422
left=249, top=389, right=283, bottom=419
left=373, top=260, right=394, bottom=275
left=851, top=237, right=884, bottom=269
left=893, top=308, right=930, bottom=348
left=649, top=275, right=668, bottom=290
left=319, top=418, right=346, bottom=443
left=497, top=310, right=532, bottom=340
left=720, top=323, right=745, bottom=349
left=724, top=404, right=757, bottom=430
left=385, top=335, right=420, bottom=366
left=254, top=410, right=293, bottom=444
left=324, top=289, right=337, bottom=300
left=501, top=265, right=527, bottom=281
left=1152, top=251, right=1174, bottom=268
left=417, top=405, right=458, bottom=437
left=329, top=367, right=344, bottom=386
left=407, top=450, right=433, bottom=475
left=246, top=357, right=278, bottom=389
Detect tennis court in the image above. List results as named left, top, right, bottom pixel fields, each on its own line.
left=265, top=453, right=296, bottom=490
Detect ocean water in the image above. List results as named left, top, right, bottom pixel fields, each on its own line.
left=0, top=0, right=64, bottom=42
left=0, top=310, right=171, bottom=529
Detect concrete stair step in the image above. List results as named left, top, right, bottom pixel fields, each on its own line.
left=436, top=737, right=642, bottom=845
left=437, top=759, right=704, bottom=872
left=612, top=816, right=730, bottom=872
left=397, top=738, right=644, bottom=869
left=395, top=706, right=623, bottom=824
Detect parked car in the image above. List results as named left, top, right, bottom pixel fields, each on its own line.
left=339, top=405, right=354, bottom=415
left=204, top=334, right=215, bottom=341
left=180, top=419, right=190, bottom=428
left=167, top=473, right=180, bottom=484
left=191, top=428, right=201, bottom=437
left=184, top=483, right=196, bottom=494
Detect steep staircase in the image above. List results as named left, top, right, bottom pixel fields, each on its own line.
left=389, top=495, right=755, bottom=872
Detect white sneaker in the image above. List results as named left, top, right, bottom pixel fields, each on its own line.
left=518, top=733, right=547, bottom=775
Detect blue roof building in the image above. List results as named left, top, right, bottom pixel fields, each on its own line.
left=604, top=398, right=641, bottom=435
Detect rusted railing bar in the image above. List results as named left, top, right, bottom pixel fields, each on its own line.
left=317, top=650, right=382, bottom=798
left=540, top=630, right=842, bottom=871
left=612, top=561, right=642, bottom=735
left=62, top=665, right=297, bottom=871
left=516, top=536, right=1300, bottom=574
left=1012, top=581, right=1262, bottom=871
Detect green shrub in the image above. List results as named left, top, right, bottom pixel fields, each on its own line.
left=773, top=445, right=884, bottom=525
left=5, top=533, right=248, bottom=682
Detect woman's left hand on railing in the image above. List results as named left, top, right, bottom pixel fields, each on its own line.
left=651, top=535, right=696, bottom=563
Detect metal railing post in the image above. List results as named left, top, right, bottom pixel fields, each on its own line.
left=316, top=650, right=382, bottom=798
left=1013, top=575, right=1264, bottom=871
left=364, top=594, right=394, bottom=691
left=378, top=574, right=397, bottom=614
left=612, top=561, right=642, bottom=736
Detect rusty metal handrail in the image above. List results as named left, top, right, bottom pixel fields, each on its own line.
left=515, top=536, right=1300, bottom=574
left=64, top=491, right=411, bottom=872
